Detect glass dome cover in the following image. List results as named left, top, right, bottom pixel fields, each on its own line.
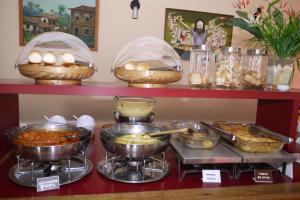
left=113, top=36, right=181, bottom=71
left=16, top=32, right=95, bottom=85
left=112, top=36, right=182, bottom=88
left=16, top=31, right=94, bottom=67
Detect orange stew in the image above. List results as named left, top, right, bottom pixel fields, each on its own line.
left=13, top=130, right=80, bottom=146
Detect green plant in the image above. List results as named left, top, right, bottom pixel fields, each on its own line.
left=228, top=0, right=300, bottom=58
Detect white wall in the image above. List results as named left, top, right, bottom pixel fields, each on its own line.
left=0, top=0, right=299, bottom=123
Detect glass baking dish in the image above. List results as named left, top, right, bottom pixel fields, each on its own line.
left=172, top=121, right=220, bottom=149
left=211, top=122, right=293, bottom=153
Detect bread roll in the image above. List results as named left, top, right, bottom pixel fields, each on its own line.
left=61, top=52, right=75, bottom=66
left=124, top=62, right=136, bottom=70
left=28, top=50, right=42, bottom=64
left=42, top=52, right=56, bottom=65
left=136, top=63, right=150, bottom=71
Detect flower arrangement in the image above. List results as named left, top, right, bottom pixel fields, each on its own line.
left=229, top=0, right=300, bottom=58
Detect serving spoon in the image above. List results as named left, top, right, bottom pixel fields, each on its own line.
left=147, top=128, right=188, bottom=137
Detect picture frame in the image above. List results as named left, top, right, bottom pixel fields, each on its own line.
left=19, top=0, right=99, bottom=51
left=164, top=8, right=234, bottom=60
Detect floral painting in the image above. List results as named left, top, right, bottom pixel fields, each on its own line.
left=164, top=8, right=234, bottom=60
left=19, top=0, right=99, bottom=50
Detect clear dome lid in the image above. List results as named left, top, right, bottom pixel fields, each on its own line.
left=112, top=36, right=182, bottom=71
left=16, top=32, right=94, bottom=67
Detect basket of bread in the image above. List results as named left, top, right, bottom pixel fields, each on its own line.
left=112, top=37, right=182, bottom=88
left=16, top=32, right=95, bottom=85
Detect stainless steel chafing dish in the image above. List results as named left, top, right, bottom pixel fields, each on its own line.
left=5, top=123, right=91, bottom=161
left=100, top=123, right=171, bottom=158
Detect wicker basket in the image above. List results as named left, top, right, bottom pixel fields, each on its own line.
left=16, top=32, right=96, bottom=85
left=18, top=64, right=95, bottom=85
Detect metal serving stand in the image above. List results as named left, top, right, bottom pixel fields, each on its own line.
left=171, top=138, right=296, bottom=181
left=171, top=138, right=242, bottom=180
left=222, top=141, right=296, bottom=179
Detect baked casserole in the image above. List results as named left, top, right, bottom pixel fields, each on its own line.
left=215, top=123, right=284, bottom=152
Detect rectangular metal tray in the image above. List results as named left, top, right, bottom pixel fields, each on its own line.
left=222, top=141, right=296, bottom=163
left=170, top=138, right=242, bottom=165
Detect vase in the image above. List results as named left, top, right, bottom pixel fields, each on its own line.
left=266, top=56, right=295, bottom=91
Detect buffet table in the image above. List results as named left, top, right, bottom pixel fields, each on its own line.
left=1, top=131, right=300, bottom=200
left=1, top=80, right=300, bottom=199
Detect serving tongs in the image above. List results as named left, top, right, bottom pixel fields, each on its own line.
left=203, top=122, right=238, bottom=141
left=248, top=123, right=293, bottom=143
left=111, top=128, right=189, bottom=139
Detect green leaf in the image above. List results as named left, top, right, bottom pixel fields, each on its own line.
left=273, top=9, right=284, bottom=29
left=267, top=0, right=280, bottom=13
left=230, top=18, right=264, bottom=40
left=236, top=10, right=250, bottom=20
left=231, top=0, right=300, bottom=57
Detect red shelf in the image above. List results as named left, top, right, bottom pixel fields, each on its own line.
left=0, top=79, right=300, bottom=99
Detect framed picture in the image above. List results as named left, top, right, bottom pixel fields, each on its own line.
left=164, top=8, right=233, bottom=60
left=19, top=0, right=99, bottom=51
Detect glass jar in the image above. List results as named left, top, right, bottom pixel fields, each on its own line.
left=241, top=49, right=268, bottom=90
left=267, top=56, right=295, bottom=91
left=189, top=45, right=216, bottom=88
left=215, top=47, right=242, bottom=89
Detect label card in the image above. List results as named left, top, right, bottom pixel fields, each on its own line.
left=253, top=170, right=273, bottom=183
left=202, top=169, right=221, bottom=183
left=37, top=176, right=60, bottom=192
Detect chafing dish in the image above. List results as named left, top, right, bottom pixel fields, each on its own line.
left=5, top=123, right=91, bottom=161
left=100, top=123, right=171, bottom=158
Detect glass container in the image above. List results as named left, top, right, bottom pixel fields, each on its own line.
left=112, top=37, right=182, bottom=88
left=188, top=45, right=216, bottom=88
left=215, top=47, right=242, bottom=89
left=212, top=122, right=289, bottom=153
left=267, top=56, right=295, bottom=91
left=241, top=49, right=268, bottom=90
left=171, top=121, right=220, bottom=149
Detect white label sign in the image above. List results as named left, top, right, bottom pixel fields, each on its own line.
left=36, top=176, right=60, bottom=192
left=202, top=169, right=221, bottom=183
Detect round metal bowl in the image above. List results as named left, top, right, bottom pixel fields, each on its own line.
left=5, top=123, right=91, bottom=161
left=100, top=123, right=170, bottom=158
left=113, top=111, right=155, bottom=123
